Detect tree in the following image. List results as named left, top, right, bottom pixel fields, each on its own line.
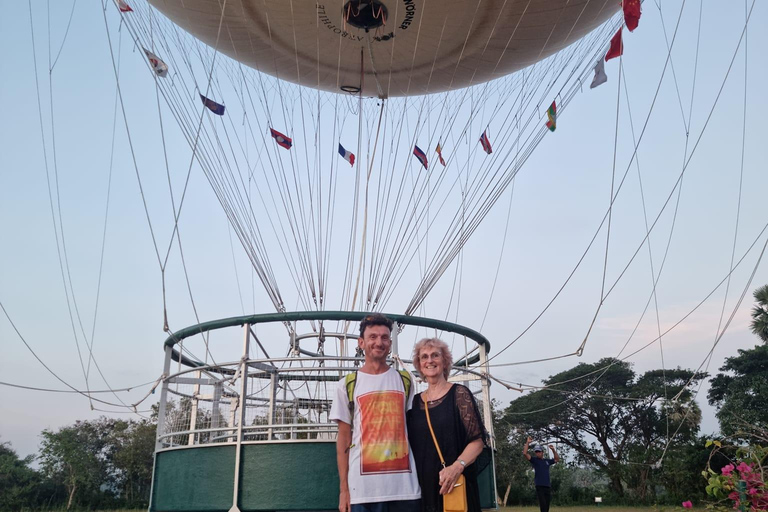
left=707, top=344, right=768, bottom=435
left=110, top=419, right=156, bottom=507
left=751, top=284, right=768, bottom=342
left=38, top=419, right=117, bottom=510
left=0, top=439, right=43, bottom=512
left=502, top=358, right=705, bottom=498
left=491, top=400, right=533, bottom=506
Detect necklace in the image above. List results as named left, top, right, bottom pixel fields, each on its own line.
left=426, top=381, right=449, bottom=402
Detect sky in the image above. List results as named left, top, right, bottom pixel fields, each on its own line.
left=1, top=0, right=767, bottom=461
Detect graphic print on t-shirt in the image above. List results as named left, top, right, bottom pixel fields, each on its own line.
left=358, top=390, right=410, bottom=474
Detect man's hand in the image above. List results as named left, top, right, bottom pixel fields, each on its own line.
left=523, top=436, right=532, bottom=460
left=338, top=489, right=351, bottom=512
left=549, top=444, right=560, bottom=463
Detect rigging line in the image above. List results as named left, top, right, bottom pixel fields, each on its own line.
left=86, top=26, right=122, bottom=384
left=484, top=0, right=696, bottom=364
left=37, top=0, right=92, bottom=394
left=601, top=0, right=757, bottom=303
left=339, top=50, right=365, bottom=313
left=152, top=21, right=288, bottom=312
left=496, top=378, right=662, bottom=402
left=480, top=177, right=516, bottom=331
left=268, top=78, right=317, bottom=302
left=489, top=213, right=768, bottom=376
left=601, top=56, right=622, bottom=302
left=104, top=14, right=212, bottom=372
left=712, top=0, right=748, bottom=380
left=0, top=379, right=157, bottom=394
left=620, top=61, right=671, bottom=453
left=574, top=55, right=625, bottom=358
left=359, top=99, right=389, bottom=309
left=1, top=300, right=140, bottom=409
left=228, top=224, right=247, bottom=316
left=671, top=0, right=757, bottom=400
left=374, top=91, right=483, bottom=304
left=396, top=57, right=568, bottom=308
left=322, top=95, right=341, bottom=309
left=120, top=8, right=245, bottom=356
left=100, top=2, right=164, bottom=270
left=48, top=0, right=77, bottom=72
left=229, top=70, right=313, bottom=310
left=258, top=0, right=313, bottom=311
left=654, top=0, right=690, bottom=129
left=659, top=231, right=768, bottom=465
left=399, top=0, right=528, bottom=309
left=288, top=0, right=320, bottom=304
left=159, top=0, right=229, bottom=271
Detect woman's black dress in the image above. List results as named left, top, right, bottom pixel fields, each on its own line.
left=407, top=384, right=488, bottom=512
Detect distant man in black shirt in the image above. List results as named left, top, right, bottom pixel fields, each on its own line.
left=523, top=436, right=559, bottom=512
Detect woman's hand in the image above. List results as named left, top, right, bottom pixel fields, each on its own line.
left=438, top=461, right=464, bottom=496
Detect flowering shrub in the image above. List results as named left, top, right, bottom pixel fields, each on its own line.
left=704, top=439, right=767, bottom=511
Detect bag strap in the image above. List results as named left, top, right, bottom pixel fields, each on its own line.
left=424, top=395, right=447, bottom=468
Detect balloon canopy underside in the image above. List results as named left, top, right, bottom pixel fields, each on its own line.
left=147, top=0, right=619, bottom=97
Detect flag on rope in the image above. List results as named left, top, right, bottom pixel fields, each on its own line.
left=200, top=94, right=225, bottom=115
left=605, top=28, right=623, bottom=61
left=479, top=131, right=492, bottom=154
left=623, top=0, right=641, bottom=32
left=545, top=101, right=557, bottom=132
left=116, top=0, right=133, bottom=12
left=590, top=59, right=607, bottom=89
left=435, top=142, right=446, bottom=166
left=338, top=143, right=355, bottom=166
left=413, top=145, right=428, bottom=170
left=270, top=128, right=292, bottom=150
left=143, top=48, right=168, bottom=77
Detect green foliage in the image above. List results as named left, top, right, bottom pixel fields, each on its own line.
left=501, top=358, right=705, bottom=500
left=707, top=344, right=768, bottom=436
left=0, top=439, right=43, bottom=512
left=750, top=284, right=768, bottom=343
left=36, top=417, right=156, bottom=510
left=704, top=431, right=768, bottom=510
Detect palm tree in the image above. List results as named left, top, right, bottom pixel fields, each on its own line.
left=751, top=284, right=768, bottom=342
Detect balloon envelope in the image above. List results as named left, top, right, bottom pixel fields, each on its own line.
left=147, top=0, right=618, bottom=97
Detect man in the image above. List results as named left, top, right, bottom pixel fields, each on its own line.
left=330, top=314, right=421, bottom=512
left=523, top=436, right=559, bottom=512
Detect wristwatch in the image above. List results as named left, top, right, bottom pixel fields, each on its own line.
left=458, top=459, right=466, bottom=468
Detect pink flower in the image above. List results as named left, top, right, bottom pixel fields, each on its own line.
left=722, top=464, right=735, bottom=475
left=736, top=462, right=752, bottom=474
left=682, top=501, right=693, bottom=509
left=748, top=488, right=758, bottom=495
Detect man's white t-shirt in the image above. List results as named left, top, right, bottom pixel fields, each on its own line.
left=329, top=367, right=421, bottom=504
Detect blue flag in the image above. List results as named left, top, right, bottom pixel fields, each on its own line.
left=200, top=93, right=225, bottom=115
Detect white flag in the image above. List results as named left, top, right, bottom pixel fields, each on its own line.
left=590, top=59, right=607, bottom=89
left=143, top=48, right=168, bottom=78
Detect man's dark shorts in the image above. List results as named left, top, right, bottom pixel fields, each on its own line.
left=351, top=499, right=421, bottom=512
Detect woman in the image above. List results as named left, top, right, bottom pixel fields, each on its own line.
left=407, top=338, right=488, bottom=512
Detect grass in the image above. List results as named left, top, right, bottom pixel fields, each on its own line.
left=497, top=507, right=691, bottom=512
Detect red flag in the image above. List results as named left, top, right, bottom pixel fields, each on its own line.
left=623, top=0, right=641, bottom=32
left=270, top=128, right=292, bottom=150
left=605, top=28, right=623, bottom=61
left=116, top=0, right=133, bottom=12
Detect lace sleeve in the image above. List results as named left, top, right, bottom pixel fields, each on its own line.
left=454, top=384, right=489, bottom=446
